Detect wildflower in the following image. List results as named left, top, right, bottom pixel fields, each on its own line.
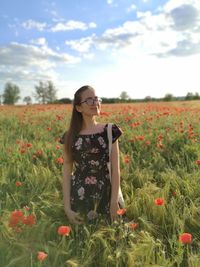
left=172, top=191, right=177, bottom=197
left=196, top=160, right=200, bottom=165
left=117, top=208, right=126, bottom=216
left=154, top=198, right=165, bottom=206
left=37, top=251, right=48, bottom=261
left=179, top=233, right=192, bottom=244
left=8, top=210, right=24, bottom=228
left=26, top=143, right=32, bottom=148
left=137, top=135, right=144, bottom=141
left=56, top=114, right=64, bottom=120
left=57, top=226, right=71, bottom=236
left=15, top=181, right=22, bottom=187
left=129, top=222, right=139, bottom=230
left=124, top=154, right=130, bottom=164
left=145, top=140, right=151, bottom=146
left=157, top=134, right=163, bottom=141
left=23, top=214, right=36, bottom=226
left=157, top=142, right=163, bottom=149
left=36, top=150, right=43, bottom=156
left=20, top=148, right=26, bottom=154
left=56, top=156, right=64, bottom=164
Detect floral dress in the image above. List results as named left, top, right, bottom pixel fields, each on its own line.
left=60, top=124, right=122, bottom=222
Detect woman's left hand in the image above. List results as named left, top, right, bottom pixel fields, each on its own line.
left=110, top=201, right=119, bottom=222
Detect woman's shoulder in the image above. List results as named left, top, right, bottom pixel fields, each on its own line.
left=107, top=123, right=123, bottom=143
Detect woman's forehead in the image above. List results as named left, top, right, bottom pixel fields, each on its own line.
left=81, top=89, right=97, bottom=99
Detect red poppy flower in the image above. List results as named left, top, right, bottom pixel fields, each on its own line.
left=15, top=181, right=22, bottom=187
left=145, top=140, right=151, bottom=146
left=117, top=208, right=126, bottom=216
left=124, top=155, right=130, bottom=164
left=129, top=223, right=139, bottom=230
left=26, top=143, right=32, bottom=148
left=36, top=150, right=43, bottom=156
left=179, top=233, right=192, bottom=244
left=8, top=210, right=24, bottom=228
left=137, top=135, right=144, bottom=141
left=154, top=198, right=165, bottom=206
left=37, top=251, right=48, bottom=261
left=196, top=160, right=200, bottom=165
left=56, top=157, right=64, bottom=164
left=157, top=142, right=163, bottom=149
left=57, top=226, right=71, bottom=236
left=23, top=214, right=36, bottom=226
left=20, top=148, right=26, bottom=154
left=172, top=191, right=177, bottom=196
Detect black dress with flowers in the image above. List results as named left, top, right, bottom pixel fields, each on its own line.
left=59, top=124, right=122, bottom=221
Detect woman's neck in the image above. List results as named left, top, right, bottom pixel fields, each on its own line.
left=82, top=118, right=98, bottom=131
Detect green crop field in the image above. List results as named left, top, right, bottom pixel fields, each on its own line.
left=0, top=101, right=200, bottom=267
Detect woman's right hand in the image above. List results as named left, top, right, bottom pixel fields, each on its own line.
left=65, top=209, right=84, bottom=224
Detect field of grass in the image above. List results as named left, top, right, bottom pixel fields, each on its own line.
left=0, top=101, right=200, bottom=267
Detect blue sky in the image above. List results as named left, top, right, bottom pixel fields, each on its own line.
left=0, top=0, right=200, bottom=103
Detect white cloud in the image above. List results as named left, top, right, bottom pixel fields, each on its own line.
left=1, top=0, right=200, bottom=101
left=80, top=0, right=200, bottom=58
left=88, top=22, right=97, bottom=28
left=30, top=37, right=47, bottom=46
left=50, top=20, right=96, bottom=32
left=126, top=4, right=137, bottom=13
left=0, top=42, right=80, bottom=68
left=22, top=19, right=47, bottom=31
left=65, top=35, right=95, bottom=53
left=0, top=42, right=81, bottom=85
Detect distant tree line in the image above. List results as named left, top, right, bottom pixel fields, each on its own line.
left=0, top=81, right=199, bottom=105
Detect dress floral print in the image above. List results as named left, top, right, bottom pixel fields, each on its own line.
left=60, top=124, right=122, bottom=221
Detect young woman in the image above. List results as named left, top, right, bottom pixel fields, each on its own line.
left=59, top=85, right=123, bottom=224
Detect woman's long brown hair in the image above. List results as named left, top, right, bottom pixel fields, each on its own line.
left=64, top=85, right=94, bottom=161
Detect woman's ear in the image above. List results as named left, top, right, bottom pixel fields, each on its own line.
left=75, top=105, right=82, bottom=113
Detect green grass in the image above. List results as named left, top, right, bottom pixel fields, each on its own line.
left=0, top=102, right=200, bottom=267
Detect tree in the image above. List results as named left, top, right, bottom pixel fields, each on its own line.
left=3, top=82, right=21, bottom=104
left=46, top=81, right=57, bottom=103
left=144, top=96, right=152, bottom=102
left=193, top=92, right=200, bottom=100
left=163, top=93, right=173, bottom=101
left=23, top=96, right=32, bottom=105
left=119, top=91, right=130, bottom=100
left=34, top=80, right=57, bottom=104
left=56, top=98, right=72, bottom=104
left=185, top=92, right=194, bottom=100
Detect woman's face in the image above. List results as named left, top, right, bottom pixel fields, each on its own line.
left=76, top=89, right=101, bottom=116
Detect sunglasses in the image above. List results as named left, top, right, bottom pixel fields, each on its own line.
left=80, top=97, right=102, bottom=106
